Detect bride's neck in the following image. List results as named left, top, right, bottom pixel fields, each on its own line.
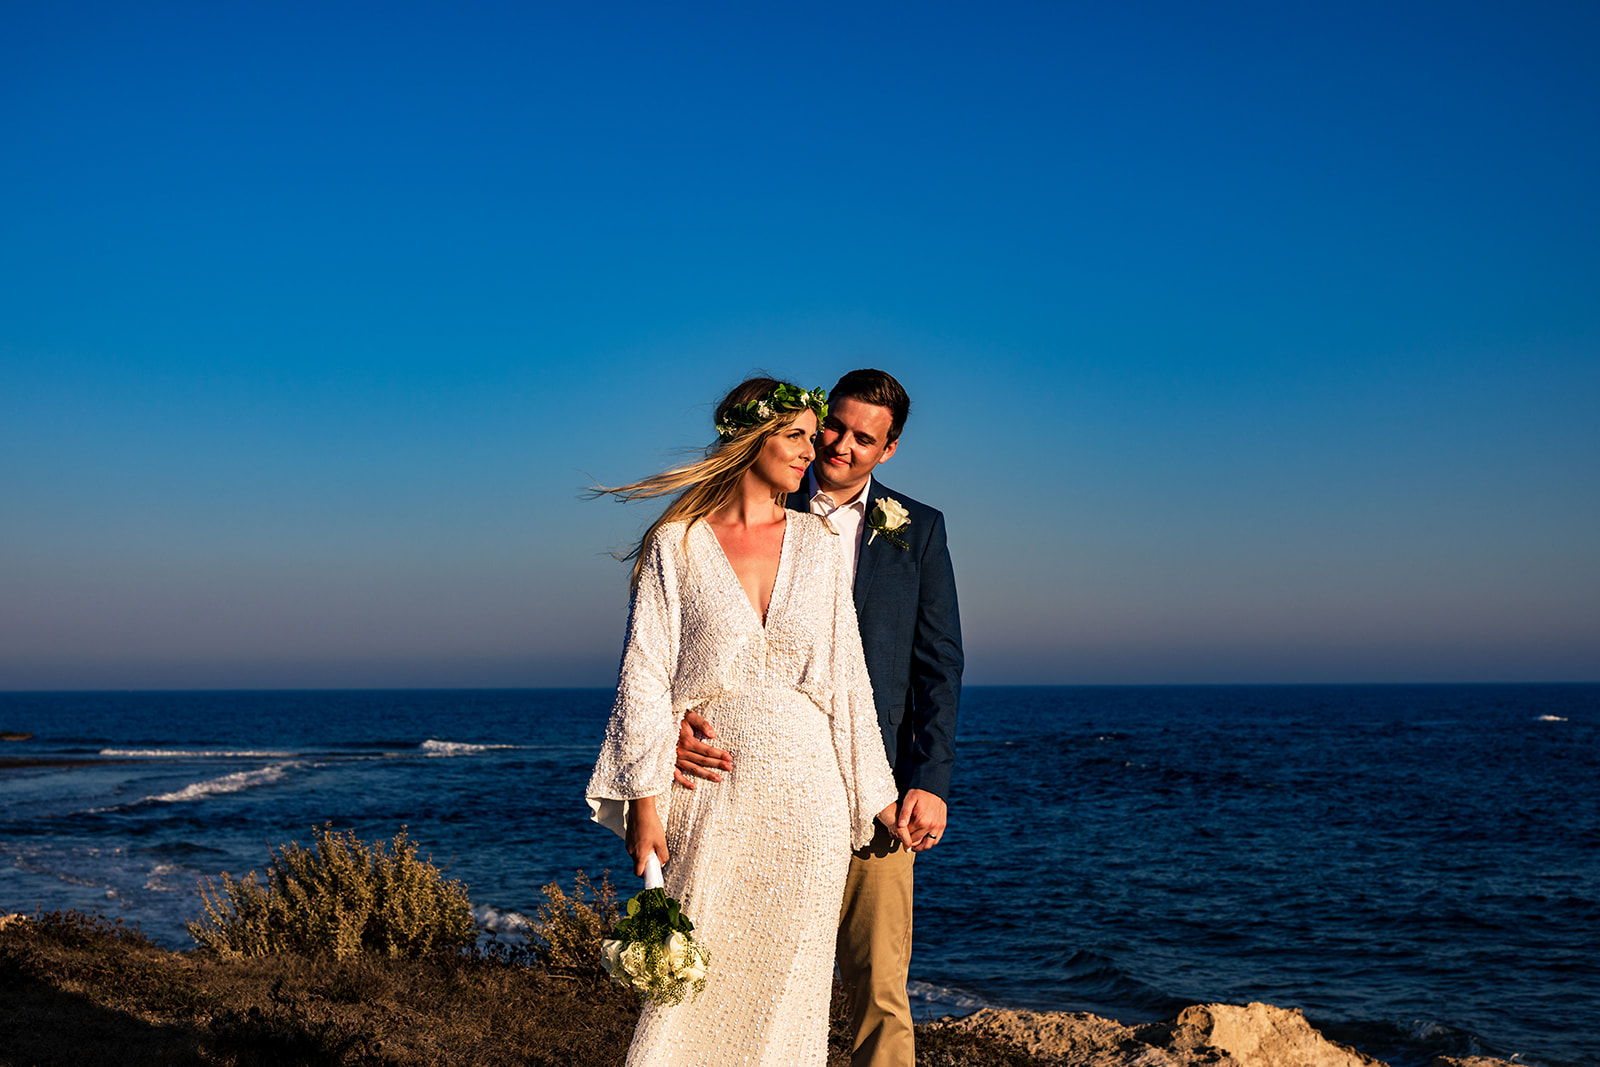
left=714, top=475, right=786, bottom=528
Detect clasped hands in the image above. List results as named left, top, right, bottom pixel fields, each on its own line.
left=673, top=711, right=948, bottom=852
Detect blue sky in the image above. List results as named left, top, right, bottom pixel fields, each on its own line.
left=3, top=1, right=1597, bottom=688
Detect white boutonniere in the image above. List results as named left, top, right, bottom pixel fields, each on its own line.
left=866, top=497, right=910, bottom=550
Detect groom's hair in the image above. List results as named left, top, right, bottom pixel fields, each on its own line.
left=830, top=368, right=911, bottom=444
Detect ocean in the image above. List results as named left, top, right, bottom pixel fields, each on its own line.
left=1, top=685, right=1595, bottom=1066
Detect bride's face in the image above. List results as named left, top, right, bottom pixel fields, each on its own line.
left=749, top=409, right=817, bottom=496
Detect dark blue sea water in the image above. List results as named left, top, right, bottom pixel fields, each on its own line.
left=1, top=686, right=1595, bottom=1066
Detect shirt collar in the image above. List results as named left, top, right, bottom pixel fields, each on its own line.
left=809, top=468, right=873, bottom=512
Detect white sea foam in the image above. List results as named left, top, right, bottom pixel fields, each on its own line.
left=145, top=762, right=303, bottom=803
left=907, top=979, right=994, bottom=1016
left=420, top=739, right=520, bottom=757
left=101, top=748, right=297, bottom=758
left=1536, top=715, right=1569, bottom=722
left=474, top=905, right=534, bottom=942
left=143, top=863, right=184, bottom=891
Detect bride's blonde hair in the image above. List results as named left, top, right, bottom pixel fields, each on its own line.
left=593, top=377, right=822, bottom=591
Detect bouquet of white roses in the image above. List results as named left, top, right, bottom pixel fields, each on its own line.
left=600, top=854, right=709, bottom=1005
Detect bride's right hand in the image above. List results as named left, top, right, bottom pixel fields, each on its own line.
left=625, top=797, right=669, bottom=876
left=876, top=801, right=913, bottom=849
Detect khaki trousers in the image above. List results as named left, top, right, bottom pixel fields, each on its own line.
left=836, top=822, right=916, bottom=1067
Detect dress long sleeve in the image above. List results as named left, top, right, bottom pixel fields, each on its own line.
left=828, top=531, right=900, bottom=850
left=585, top=531, right=682, bottom=839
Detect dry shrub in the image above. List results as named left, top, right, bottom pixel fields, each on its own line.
left=187, top=825, right=474, bottom=961
left=533, top=870, right=618, bottom=976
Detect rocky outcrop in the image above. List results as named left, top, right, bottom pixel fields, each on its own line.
left=1171, top=1004, right=1378, bottom=1067
left=931, top=1002, right=1521, bottom=1067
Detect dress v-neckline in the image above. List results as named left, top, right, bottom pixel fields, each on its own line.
left=701, top=516, right=792, bottom=630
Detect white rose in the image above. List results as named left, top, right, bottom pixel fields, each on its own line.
left=677, top=941, right=707, bottom=983
left=620, top=940, right=648, bottom=980
left=600, top=938, right=625, bottom=977
left=873, top=497, right=910, bottom=531
left=665, top=931, right=690, bottom=971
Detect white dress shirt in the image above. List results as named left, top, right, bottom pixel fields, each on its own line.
left=806, top=469, right=873, bottom=588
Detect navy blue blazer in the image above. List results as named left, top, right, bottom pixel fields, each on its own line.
left=789, top=478, right=963, bottom=800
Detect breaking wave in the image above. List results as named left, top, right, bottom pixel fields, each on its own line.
left=145, top=762, right=305, bottom=804
left=420, top=739, right=521, bottom=757
left=101, top=748, right=298, bottom=758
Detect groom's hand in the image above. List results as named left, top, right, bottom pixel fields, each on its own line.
left=897, top=789, right=948, bottom=852
left=673, top=711, right=733, bottom=789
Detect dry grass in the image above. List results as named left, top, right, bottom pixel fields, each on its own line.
left=0, top=892, right=1054, bottom=1067
left=530, top=870, right=618, bottom=976
left=1, top=909, right=636, bottom=1066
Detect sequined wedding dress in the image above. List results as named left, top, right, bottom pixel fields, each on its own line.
left=587, top=513, right=898, bottom=1066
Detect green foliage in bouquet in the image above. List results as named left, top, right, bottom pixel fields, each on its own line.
left=600, top=886, right=709, bottom=1005
left=187, top=824, right=475, bottom=961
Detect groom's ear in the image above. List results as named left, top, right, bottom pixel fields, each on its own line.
left=876, top=439, right=898, bottom=466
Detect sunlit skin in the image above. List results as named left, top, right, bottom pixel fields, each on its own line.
left=623, top=410, right=902, bottom=874
left=672, top=395, right=947, bottom=853
left=810, top=394, right=899, bottom=505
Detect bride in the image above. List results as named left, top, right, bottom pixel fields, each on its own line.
left=587, top=376, right=902, bottom=1065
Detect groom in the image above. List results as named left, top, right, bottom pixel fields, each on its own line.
left=676, top=368, right=963, bottom=1067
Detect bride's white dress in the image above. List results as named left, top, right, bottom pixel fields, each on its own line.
left=587, top=514, right=898, bottom=1066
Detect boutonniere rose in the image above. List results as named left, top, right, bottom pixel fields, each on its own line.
left=867, top=497, right=910, bottom=550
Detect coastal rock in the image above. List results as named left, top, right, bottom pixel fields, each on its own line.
left=1173, top=1003, right=1380, bottom=1067
left=0, top=914, right=28, bottom=932
left=928, top=1009, right=1183, bottom=1066
left=933, top=1002, right=1389, bottom=1067
left=931, top=1007, right=1233, bottom=1066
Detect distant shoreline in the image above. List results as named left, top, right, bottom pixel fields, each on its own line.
left=0, top=756, right=136, bottom=770
left=2, top=680, right=1596, bottom=695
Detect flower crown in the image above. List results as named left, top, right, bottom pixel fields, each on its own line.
left=715, top=384, right=829, bottom=441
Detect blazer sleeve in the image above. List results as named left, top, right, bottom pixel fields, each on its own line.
left=585, top=531, right=683, bottom=839
left=903, top=508, right=963, bottom=799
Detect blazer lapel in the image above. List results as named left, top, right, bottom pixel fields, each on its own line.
left=851, top=481, right=888, bottom=614
left=793, top=469, right=884, bottom=613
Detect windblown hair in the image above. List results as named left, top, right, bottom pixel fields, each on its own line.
left=593, top=377, right=816, bottom=591
left=830, top=368, right=911, bottom=443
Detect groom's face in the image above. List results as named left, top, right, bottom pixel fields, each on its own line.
left=814, top=395, right=898, bottom=500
